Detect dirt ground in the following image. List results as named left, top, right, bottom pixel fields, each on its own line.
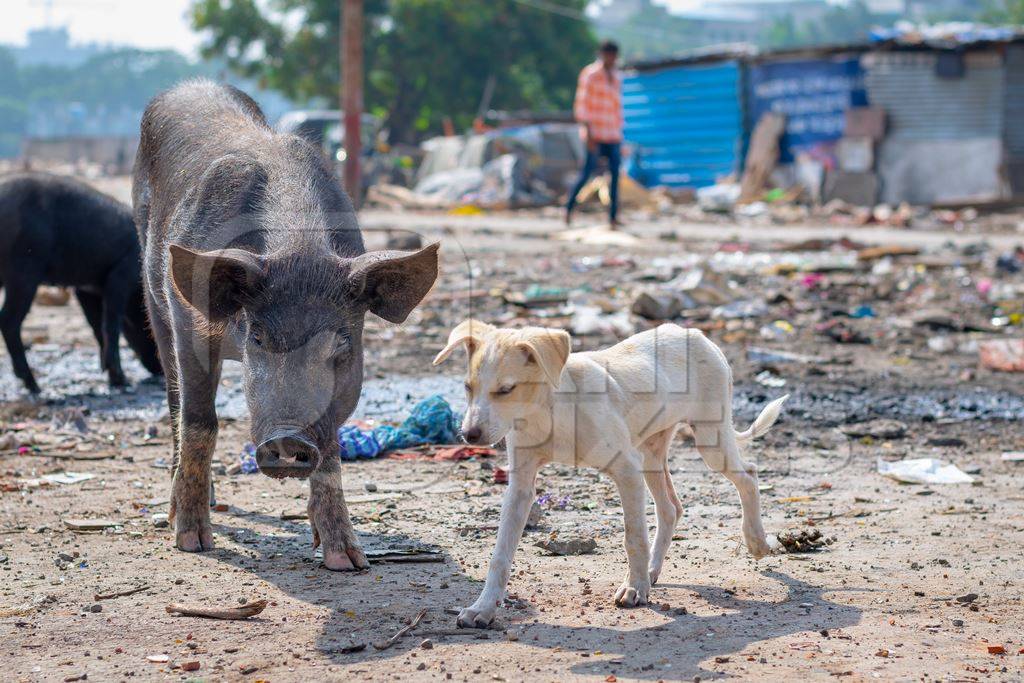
left=2, top=192, right=1024, bottom=682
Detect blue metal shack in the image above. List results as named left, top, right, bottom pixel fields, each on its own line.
left=746, top=53, right=867, bottom=163
left=623, top=57, right=746, bottom=188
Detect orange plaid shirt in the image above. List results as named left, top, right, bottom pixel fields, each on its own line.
left=573, top=61, right=624, bottom=143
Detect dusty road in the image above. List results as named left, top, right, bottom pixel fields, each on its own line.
left=2, top=201, right=1024, bottom=681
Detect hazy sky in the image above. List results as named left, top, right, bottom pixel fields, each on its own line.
left=1, top=0, right=201, bottom=53
left=0, top=0, right=848, bottom=55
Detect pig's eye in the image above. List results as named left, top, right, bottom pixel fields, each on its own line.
left=250, top=328, right=263, bottom=347
left=334, top=331, right=351, bottom=356
left=493, top=384, right=516, bottom=396
left=463, top=382, right=472, bottom=395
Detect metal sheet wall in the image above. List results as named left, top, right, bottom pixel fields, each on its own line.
left=864, top=50, right=1008, bottom=203
left=623, top=60, right=743, bottom=188
left=747, top=55, right=867, bottom=163
left=863, top=51, right=1005, bottom=140
left=1005, top=45, right=1024, bottom=194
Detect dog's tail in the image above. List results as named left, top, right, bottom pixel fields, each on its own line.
left=735, top=394, right=789, bottom=443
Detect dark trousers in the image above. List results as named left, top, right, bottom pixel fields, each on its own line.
left=566, top=141, right=621, bottom=222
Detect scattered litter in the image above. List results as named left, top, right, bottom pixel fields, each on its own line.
left=840, top=419, right=908, bottom=440
left=41, top=472, right=95, bottom=485
left=146, top=654, right=169, bottom=664
left=877, top=458, right=974, bottom=485
left=1001, top=452, right=1024, bottom=462
left=747, top=347, right=822, bottom=364
left=63, top=518, right=121, bottom=531
left=95, top=584, right=151, bottom=601
left=755, top=370, right=787, bottom=388
left=776, top=528, right=835, bottom=553
left=979, top=339, right=1024, bottom=372
left=339, top=395, right=461, bottom=461
left=373, top=608, right=428, bottom=650
left=166, top=599, right=267, bottom=620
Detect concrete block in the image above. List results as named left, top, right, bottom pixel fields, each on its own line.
left=823, top=170, right=879, bottom=207
left=845, top=107, right=887, bottom=140
left=836, top=137, right=875, bottom=173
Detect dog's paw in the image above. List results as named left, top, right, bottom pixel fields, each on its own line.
left=747, top=535, right=774, bottom=560
left=614, top=580, right=650, bottom=608
left=456, top=602, right=498, bottom=629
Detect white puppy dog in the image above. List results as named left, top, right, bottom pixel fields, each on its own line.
left=434, top=320, right=787, bottom=628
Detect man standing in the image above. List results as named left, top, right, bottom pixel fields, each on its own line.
left=566, top=40, right=624, bottom=228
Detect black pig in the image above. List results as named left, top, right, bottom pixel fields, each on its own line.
left=0, top=172, right=162, bottom=393
left=133, top=80, right=438, bottom=569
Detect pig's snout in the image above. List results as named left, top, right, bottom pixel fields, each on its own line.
left=255, top=430, right=320, bottom=478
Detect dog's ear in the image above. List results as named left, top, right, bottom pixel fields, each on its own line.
left=516, top=328, right=571, bottom=385
left=432, top=319, right=495, bottom=365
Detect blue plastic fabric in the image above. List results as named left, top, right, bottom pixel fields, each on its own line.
left=337, top=425, right=383, bottom=461
left=338, top=394, right=462, bottom=461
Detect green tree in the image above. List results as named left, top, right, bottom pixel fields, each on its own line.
left=982, top=0, right=1024, bottom=23
left=763, top=1, right=877, bottom=49
left=190, top=0, right=596, bottom=142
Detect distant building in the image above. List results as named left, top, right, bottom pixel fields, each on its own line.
left=7, top=26, right=106, bottom=67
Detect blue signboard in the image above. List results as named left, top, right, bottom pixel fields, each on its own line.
left=747, top=56, right=867, bottom=162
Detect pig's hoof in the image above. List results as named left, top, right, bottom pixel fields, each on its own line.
left=175, top=526, right=214, bottom=552
left=456, top=603, right=497, bottom=629
left=614, top=580, right=650, bottom=608
left=322, top=545, right=369, bottom=571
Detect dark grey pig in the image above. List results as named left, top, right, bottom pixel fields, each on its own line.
left=0, top=172, right=163, bottom=393
left=132, top=80, right=438, bottom=570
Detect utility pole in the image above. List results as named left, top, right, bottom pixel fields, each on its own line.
left=341, top=0, right=363, bottom=206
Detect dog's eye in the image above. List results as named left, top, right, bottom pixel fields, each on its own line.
left=250, top=326, right=263, bottom=347
left=493, top=384, right=516, bottom=396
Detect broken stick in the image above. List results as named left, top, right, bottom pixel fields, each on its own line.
left=372, top=608, right=427, bottom=650
left=95, top=584, right=151, bottom=601
left=165, top=599, right=267, bottom=620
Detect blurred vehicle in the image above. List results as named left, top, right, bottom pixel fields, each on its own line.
left=276, top=110, right=393, bottom=196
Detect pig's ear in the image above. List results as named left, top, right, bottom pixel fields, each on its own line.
left=515, top=328, right=571, bottom=385
left=169, top=244, right=265, bottom=320
left=433, top=319, right=494, bottom=365
left=348, top=243, right=439, bottom=323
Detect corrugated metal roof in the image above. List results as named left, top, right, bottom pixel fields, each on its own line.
left=863, top=51, right=1004, bottom=140
left=623, top=60, right=743, bottom=188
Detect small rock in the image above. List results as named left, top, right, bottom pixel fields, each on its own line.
left=534, top=536, right=597, bottom=556
left=151, top=513, right=169, bottom=529
left=181, top=661, right=200, bottom=672
left=89, top=604, right=102, bottom=613
left=525, top=501, right=544, bottom=529
left=952, top=619, right=964, bottom=627
left=364, top=482, right=378, bottom=492
left=955, top=593, right=978, bottom=604
left=420, top=638, right=433, bottom=650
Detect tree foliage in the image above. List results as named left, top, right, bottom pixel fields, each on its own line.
left=190, top=0, right=596, bottom=142
left=982, top=0, right=1024, bottom=24
left=764, top=0, right=877, bottom=49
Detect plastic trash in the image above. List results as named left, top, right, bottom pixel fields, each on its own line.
left=239, top=442, right=259, bottom=474
left=877, top=458, right=974, bottom=484
left=338, top=425, right=382, bottom=461
left=978, top=339, right=1024, bottom=372
left=337, top=394, right=462, bottom=461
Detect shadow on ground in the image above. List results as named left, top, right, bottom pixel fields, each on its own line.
left=203, top=502, right=862, bottom=679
